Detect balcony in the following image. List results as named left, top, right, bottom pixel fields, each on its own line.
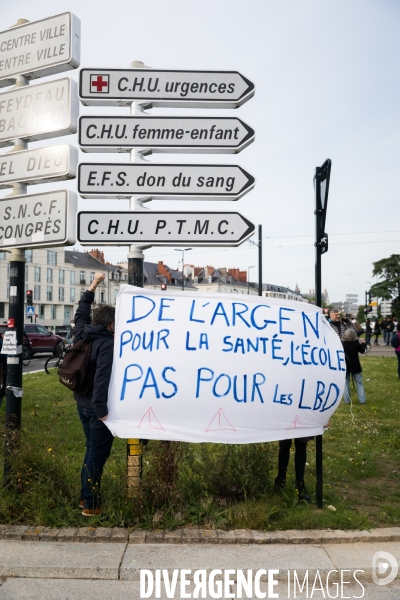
left=79, top=279, right=86, bottom=285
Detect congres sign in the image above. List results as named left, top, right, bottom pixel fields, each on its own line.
left=106, top=287, right=345, bottom=442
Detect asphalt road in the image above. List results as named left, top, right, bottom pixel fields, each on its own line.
left=23, top=353, right=55, bottom=374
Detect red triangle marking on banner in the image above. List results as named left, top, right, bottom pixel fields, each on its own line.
left=138, top=407, right=165, bottom=431
left=286, top=415, right=302, bottom=430
left=205, top=408, right=236, bottom=433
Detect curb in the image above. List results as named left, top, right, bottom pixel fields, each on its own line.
left=1, top=525, right=400, bottom=544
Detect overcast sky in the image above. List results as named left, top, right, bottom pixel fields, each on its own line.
left=1, top=0, right=399, bottom=304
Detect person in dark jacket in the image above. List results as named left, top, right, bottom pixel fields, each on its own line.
left=393, top=323, right=400, bottom=378
left=373, top=319, right=381, bottom=345
left=73, top=272, right=115, bottom=516
left=342, top=328, right=367, bottom=404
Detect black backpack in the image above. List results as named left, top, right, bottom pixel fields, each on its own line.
left=391, top=333, right=399, bottom=349
left=58, top=340, right=94, bottom=395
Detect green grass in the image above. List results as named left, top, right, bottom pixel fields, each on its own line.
left=0, top=355, right=398, bottom=531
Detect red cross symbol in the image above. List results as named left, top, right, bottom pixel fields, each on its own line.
left=90, top=75, right=109, bottom=92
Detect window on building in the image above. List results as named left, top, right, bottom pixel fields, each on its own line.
left=47, top=250, right=57, bottom=266
left=7, top=263, right=9, bottom=279
left=0, top=252, right=6, bottom=259
left=47, top=286, right=53, bottom=301
left=6, top=283, right=9, bottom=299
left=39, top=304, right=45, bottom=318
left=70, top=270, right=75, bottom=285
left=70, top=288, right=75, bottom=302
left=25, top=249, right=33, bottom=263
left=100, top=291, right=105, bottom=304
left=0, top=302, right=4, bottom=319
left=34, top=266, right=41, bottom=282
left=51, top=305, right=57, bottom=320
left=90, top=272, right=95, bottom=283
left=47, top=268, right=53, bottom=283
left=25, top=265, right=28, bottom=280
left=34, top=285, right=40, bottom=301
left=59, top=269, right=65, bottom=284
left=79, top=271, right=85, bottom=284
left=59, top=287, right=64, bottom=302
left=25, top=283, right=27, bottom=295
left=114, top=289, right=118, bottom=302
left=80, top=289, right=85, bottom=299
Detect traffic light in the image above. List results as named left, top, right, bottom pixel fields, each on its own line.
left=160, top=283, right=167, bottom=291
left=26, top=290, right=33, bottom=306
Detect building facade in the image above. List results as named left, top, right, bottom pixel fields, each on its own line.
left=0, top=248, right=126, bottom=330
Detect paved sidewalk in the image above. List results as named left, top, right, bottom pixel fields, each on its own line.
left=0, top=532, right=399, bottom=598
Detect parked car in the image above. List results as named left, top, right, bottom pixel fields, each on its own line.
left=24, top=324, right=63, bottom=356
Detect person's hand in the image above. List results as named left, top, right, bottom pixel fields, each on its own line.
left=88, top=273, right=105, bottom=292
left=99, top=415, right=108, bottom=421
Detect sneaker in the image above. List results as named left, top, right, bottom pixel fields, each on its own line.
left=82, top=507, right=102, bottom=517
left=297, top=482, right=312, bottom=503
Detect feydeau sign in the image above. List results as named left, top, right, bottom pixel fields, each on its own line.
left=77, top=211, right=255, bottom=246
left=79, top=68, right=254, bottom=108
left=0, top=12, right=80, bottom=87
left=78, top=163, right=255, bottom=200
left=79, top=116, right=255, bottom=153
left=106, top=287, right=346, bottom=443
left=0, top=78, right=78, bottom=147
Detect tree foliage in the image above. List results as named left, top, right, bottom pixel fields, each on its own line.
left=370, top=254, right=400, bottom=316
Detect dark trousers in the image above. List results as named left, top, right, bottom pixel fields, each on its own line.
left=277, top=438, right=308, bottom=483
left=77, top=403, right=114, bottom=509
left=396, top=352, right=400, bottom=379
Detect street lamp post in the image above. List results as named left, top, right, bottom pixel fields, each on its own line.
left=248, top=266, right=254, bottom=295
left=174, top=248, right=192, bottom=291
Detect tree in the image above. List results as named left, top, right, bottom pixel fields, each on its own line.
left=369, top=254, right=400, bottom=316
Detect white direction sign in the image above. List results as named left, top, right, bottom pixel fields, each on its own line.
left=79, top=116, right=255, bottom=154
left=0, top=78, right=78, bottom=147
left=78, top=163, right=255, bottom=201
left=0, top=189, right=76, bottom=249
left=0, top=13, right=80, bottom=87
left=0, top=144, right=78, bottom=188
left=78, top=211, right=255, bottom=246
left=79, top=69, right=255, bottom=108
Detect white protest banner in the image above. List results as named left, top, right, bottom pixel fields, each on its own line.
left=106, top=286, right=346, bottom=443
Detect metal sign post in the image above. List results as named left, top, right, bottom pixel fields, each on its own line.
left=77, top=60, right=256, bottom=494
left=1, top=13, right=80, bottom=487
left=314, top=158, right=332, bottom=509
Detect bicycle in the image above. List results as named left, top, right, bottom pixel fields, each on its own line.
left=45, top=342, right=70, bottom=375
left=22, top=343, right=31, bottom=367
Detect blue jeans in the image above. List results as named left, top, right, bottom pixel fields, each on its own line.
left=344, top=372, right=366, bottom=404
left=384, top=331, right=391, bottom=345
left=77, top=404, right=114, bottom=509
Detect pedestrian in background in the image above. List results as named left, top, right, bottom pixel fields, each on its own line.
left=386, top=317, right=395, bottom=346
left=274, top=437, right=312, bottom=503
left=329, top=308, right=357, bottom=340
left=365, top=319, right=372, bottom=345
left=342, top=328, right=367, bottom=404
left=373, top=319, right=381, bottom=345
left=392, top=324, right=400, bottom=379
